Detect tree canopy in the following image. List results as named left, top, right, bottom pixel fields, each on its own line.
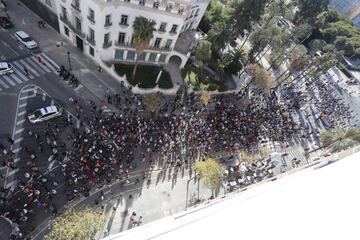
left=293, top=0, right=329, bottom=25
left=320, top=127, right=360, bottom=153
left=44, top=208, right=104, bottom=240
left=195, top=40, right=212, bottom=65
left=194, top=158, right=224, bottom=191
left=246, top=64, right=274, bottom=91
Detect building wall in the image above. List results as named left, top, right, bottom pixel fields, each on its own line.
left=329, top=0, right=357, bottom=16
left=55, top=0, right=209, bottom=68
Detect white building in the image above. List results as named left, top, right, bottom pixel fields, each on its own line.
left=38, top=0, right=58, bottom=13
left=54, top=0, right=210, bottom=69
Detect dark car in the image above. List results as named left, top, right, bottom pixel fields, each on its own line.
left=0, top=17, right=13, bottom=29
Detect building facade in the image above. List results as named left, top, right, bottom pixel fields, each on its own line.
left=54, top=0, right=209, bottom=69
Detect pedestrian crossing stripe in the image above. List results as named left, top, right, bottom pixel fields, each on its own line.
left=39, top=53, right=60, bottom=70
left=2, top=75, right=16, bottom=86
left=18, top=59, right=40, bottom=77
left=0, top=78, right=9, bottom=89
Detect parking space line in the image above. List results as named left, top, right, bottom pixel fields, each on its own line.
left=20, top=95, right=35, bottom=100
left=7, top=169, right=19, bottom=176
left=13, top=147, right=21, bottom=153
left=18, top=111, right=26, bottom=116
left=22, top=88, right=35, bottom=93
left=15, top=127, right=24, bottom=134
left=19, top=102, right=27, bottom=108
left=14, top=137, right=23, bottom=143
left=16, top=119, right=25, bottom=125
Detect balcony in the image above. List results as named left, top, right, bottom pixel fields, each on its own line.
left=71, top=3, right=81, bottom=12
left=104, top=22, right=113, bottom=27
left=146, top=45, right=172, bottom=52
left=103, top=41, right=112, bottom=49
left=87, top=16, right=95, bottom=24
left=73, top=27, right=85, bottom=38
left=115, top=41, right=134, bottom=48
left=86, top=36, right=96, bottom=46
left=59, top=14, right=70, bottom=25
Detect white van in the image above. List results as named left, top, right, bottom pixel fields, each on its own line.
left=0, top=62, right=14, bottom=75
left=15, top=31, right=38, bottom=49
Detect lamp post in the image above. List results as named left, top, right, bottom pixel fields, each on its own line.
left=67, top=51, right=72, bottom=71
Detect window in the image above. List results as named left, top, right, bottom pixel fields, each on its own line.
left=115, top=49, right=124, bottom=59
left=159, top=54, right=167, bottom=63
left=153, top=1, right=160, bottom=8
left=127, top=51, right=135, bottom=60
left=148, top=53, right=157, bottom=62
left=154, top=38, right=161, bottom=48
left=194, top=8, right=200, bottom=17
left=166, top=3, right=172, bottom=12
left=104, top=33, right=110, bottom=43
left=139, top=52, right=147, bottom=61
left=170, top=24, right=178, bottom=33
left=89, top=46, right=94, bottom=56
left=88, top=8, right=95, bottom=22
left=45, top=0, right=51, bottom=7
left=105, top=15, right=112, bottom=26
left=64, top=26, right=69, bottom=36
left=61, top=6, right=67, bottom=19
left=120, top=15, right=128, bottom=25
left=118, top=32, right=126, bottom=43
left=72, top=0, right=80, bottom=9
left=89, top=28, right=95, bottom=40
left=159, top=22, right=166, bottom=32
left=75, top=17, right=81, bottom=31
left=139, top=0, right=145, bottom=6
left=165, top=39, right=172, bottom=49
left=124, top=0, right=130, bottom=2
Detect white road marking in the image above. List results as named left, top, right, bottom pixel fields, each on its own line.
left=30, top=56, right=51, bottom=73
left=19, top=95, right=33, bottom=100
left=14, top=157, right=21, bottom=163
left=24, top=58, right=46, bottom=75
left=0, top=40, right=20, bottom=56
left=2, top=75, right=15, bottom=86
left=13, top=147, right=22, bottom=153
left=74, top=84, right=83, bottom=92
left=19, top=59, right=40, bottom=77
left=10, top=74, right=24, bottom=84
left=42, top=92, right=46, bottom=101
left=51, top=99, right=54, bottom=105
left=19, top=102, right=27, bottom=108
left=21, top=88, right=35, bottom=93
left=16, top=119, right=25, bottom=125
left=7, top=169, right=19, bottom=176
left=40, top=53, right=60, bottom=69
left=12, top=61, right=34, bottom=79
left=14, top=137, right=23, bottom=143
left=0, top=79, right=9, bottom=88
left=15, top=127, right=25, bottom=134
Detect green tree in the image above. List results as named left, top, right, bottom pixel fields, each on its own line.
left=44, top=208, right=104, bottom=240
left=319, top=128, right=360, bottom=153
left=194, top=158, right=224, bottom=191
left=262, top=0, right=294, bottom=29
left=132, top=16, right=156, bottom=80
left=230, top=0, right=267, bottom=37
left=293, top=0, right=329, bottom=25
left=195, top=40, right=212, bottom=65
left=206, top=21, right=234, bottom=53
left=143, top=93, right=165, bottom=113
left=222, top=48, right=246, bottom=75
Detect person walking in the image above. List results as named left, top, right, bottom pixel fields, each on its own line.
left=23, top=67, right=30, bottom=76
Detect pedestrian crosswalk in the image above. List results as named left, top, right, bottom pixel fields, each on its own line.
left=0, top=53, right=60, bottom=91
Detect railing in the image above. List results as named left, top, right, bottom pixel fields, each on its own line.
left=147, top=45, right=172, bottom=52
left=73, top=27, right=85, bottom=38
left=103, top=41, right=112, bottom=49
left=114, top=41, right=134, bottom=48
left=86, top=36, right=96, bottom=46
left=59, top=14, right=70, bottom=26
left=71, top=3, right=81, bottom=12
left=104, top=22, right=113, bottom=27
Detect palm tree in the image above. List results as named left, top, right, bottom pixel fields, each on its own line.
left=316, top=128, right=360, bottom=153
left=132, top=16, right=156, bottom=80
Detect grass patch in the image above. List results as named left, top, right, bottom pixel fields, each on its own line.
left=115, top=63, right=172, bottom=89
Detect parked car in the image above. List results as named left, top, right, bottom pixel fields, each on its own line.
left=15, top=31, right=37, bottom=49
left=0, top=16, right=13, bottom=29
left=0, top=62, right=13, bottom=75
left=28, top=105, right=62, bottom=123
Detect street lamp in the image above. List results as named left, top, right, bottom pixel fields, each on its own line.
left=67, top=51, right=72, bottom=71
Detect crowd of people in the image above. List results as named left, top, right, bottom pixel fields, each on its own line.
left=0, top=70, right=357, bottom=239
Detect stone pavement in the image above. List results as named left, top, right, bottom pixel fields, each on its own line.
left=95, top=167, right=223, bottom=239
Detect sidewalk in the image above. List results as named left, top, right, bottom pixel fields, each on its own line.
left=95, top=167, right=222, bottom=239
left=5, top=0, right=123, bottom=100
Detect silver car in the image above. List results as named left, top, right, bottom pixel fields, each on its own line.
left=28, top=105, right=62, bottom=123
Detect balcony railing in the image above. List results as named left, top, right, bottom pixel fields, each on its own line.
left=73, top=27, right=85, bottom=38
left=147, top=45, right=172, bottom=52
left=103, top=41, right=112, bottom=49
left=59, top=14, right=70, bottom=25
left=71, top=3, right=81, bottom=12
left=115, top=41, right=134, bottom=48
left=87, top=16, right=95, bottom=24
left=86, top=36, right=96, bottom=46
left=104, top=22, right=113, bottom=27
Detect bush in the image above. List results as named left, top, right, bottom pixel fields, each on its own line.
left=158, top=71, right=173, bottom=89
left=218, top=84, right=228, bottom=92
